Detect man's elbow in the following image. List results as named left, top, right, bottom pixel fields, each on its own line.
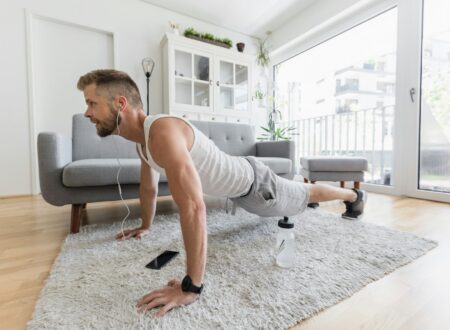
left=140, top=185, right=158, bottom=198
left=193, top=199, right=206, bottom=214
left=183, top=198, right=206, bottom=220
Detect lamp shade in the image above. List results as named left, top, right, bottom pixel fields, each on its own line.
left=142, top=58, right=155, bottom=77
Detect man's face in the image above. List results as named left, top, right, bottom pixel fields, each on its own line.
left=83, top=84, right=119, bottom=137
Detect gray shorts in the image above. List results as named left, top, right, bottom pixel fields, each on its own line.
left=230, top=156, right=310, bottom=217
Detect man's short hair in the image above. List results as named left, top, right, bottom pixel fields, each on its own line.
left=77, top=69, right=143, bottom=109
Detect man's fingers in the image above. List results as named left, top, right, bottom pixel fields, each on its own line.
left=155, top=302, right=176, bottom=318
left=141, top=298, right=165, bottom=313
left=136, top=291, right=163, bottom=308
left=116, top=229, right=133, bottom=239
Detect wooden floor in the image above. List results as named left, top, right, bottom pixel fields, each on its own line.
left=1, top=193, right=449, bottom=330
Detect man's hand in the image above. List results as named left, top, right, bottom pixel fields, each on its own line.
left=136, top=278, right=199, bottom=317
left=115, top=227, right=149, bottom=240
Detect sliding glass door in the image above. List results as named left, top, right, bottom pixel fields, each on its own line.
left=398, top=0, right=450, bottom=202
left=274, top=0, right=450, bottom=202
left=274, top=8, right=398, bottom=190
left=417, top=0, right=450, bottom=196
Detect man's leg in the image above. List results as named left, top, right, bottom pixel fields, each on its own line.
left=307, top=183, right=367, bottom=219
left=307, top=183, right=357, bottom=203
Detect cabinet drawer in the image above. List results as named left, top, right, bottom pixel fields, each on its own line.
left=174, top=112, right=199, bottom=120
left=227, top=116, right=251, bottom=124
left=199, top=114, right=226, bottom=122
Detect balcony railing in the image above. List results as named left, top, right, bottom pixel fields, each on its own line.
left=283, top=105, right=395, bottom=185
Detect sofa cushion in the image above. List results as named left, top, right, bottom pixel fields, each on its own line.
left=63, top=159, right=168, bottom=187
left=256, top=157, right=292, bottom=175
left=300, top=156, right=368, bottom=172
left=191, top=120, right=257, bottom=156
left=63, top=157, right=290, bottom=188
left=300, top=169, right=365, bottom=182
left=72, top=114, right=139, bottom=161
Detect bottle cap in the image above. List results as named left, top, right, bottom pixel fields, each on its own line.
left=278, top=216, right=294, bottom=229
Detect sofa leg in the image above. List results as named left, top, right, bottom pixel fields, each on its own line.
left=303, top=178, right=309, bottom=183
left=81, top=203, right=87, bottom=209
left=340, top=181, right=345, bottom=188
left=354, top=181, right=360, bottom=189
left=71, top=204, right=82, bottom=234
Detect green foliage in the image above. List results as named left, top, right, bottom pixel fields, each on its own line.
left=220, top=38, right=233, bottom=47
left=256, top=37, right=270, bottom=67
left=184, top=27, right=200, bottom=37
left=184, top=28, right=232, bottom=48
left=255, top=89, right=265, bottom=100
left=201, top=32, right=215, bottom=41
left=258, top=126, right=297, bottom=141
left=258, top=109, right=298, bottom=141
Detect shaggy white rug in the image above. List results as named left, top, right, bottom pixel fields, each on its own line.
left=28, top=208, right=437, bottom=329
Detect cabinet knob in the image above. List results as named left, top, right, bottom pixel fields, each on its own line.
left=211, top=117, right=215, bottom=120
left=237, top=119, right=240, bottom=122
left=216, top=81, right=220, bottom=87
left=209, top=80, right=213, bottom=85
left=182, top=114, right=187, bottom=118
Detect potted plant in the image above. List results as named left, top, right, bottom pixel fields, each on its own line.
left=258, top=87, right=298, bottom=141
left=258, top=109, right=297, bottom=141
left=254, top=81, right=266, bottom=106
left=256, top=31, right=271, bottom=67
left=184, top=27, right=232, bottom=49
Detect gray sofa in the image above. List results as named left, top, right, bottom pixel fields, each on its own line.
left=37, top=114, right=295, bottom=233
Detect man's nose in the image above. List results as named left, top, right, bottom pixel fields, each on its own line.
left=84, top=108, right=91, bottom=118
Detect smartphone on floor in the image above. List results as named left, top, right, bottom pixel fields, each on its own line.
left=145, top=250, right=179, bottom=270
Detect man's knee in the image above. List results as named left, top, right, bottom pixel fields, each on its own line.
left=305, top=183, right=318, bottom=202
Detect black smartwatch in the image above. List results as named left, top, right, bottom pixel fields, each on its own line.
left=181, top=275, right=203, bottom=294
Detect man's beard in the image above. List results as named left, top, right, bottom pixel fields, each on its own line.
left=96, top=107, right=121, bottom=137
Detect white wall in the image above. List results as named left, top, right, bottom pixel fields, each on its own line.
left=0, top=0, right=258, bottom=197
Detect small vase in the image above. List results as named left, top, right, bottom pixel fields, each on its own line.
left=236, top=42, right=245, bottom=52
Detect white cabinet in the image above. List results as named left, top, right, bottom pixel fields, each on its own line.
left=161, top=33, right=253, bottom=123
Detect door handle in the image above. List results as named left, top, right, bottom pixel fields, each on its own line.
left=410, top=88, right=416, bottom=103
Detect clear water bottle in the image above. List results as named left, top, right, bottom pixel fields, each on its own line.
left=275, top=216, right=295, bottom=268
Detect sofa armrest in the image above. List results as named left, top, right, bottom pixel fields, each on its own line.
left=37, top=132, right=72, bottom=206
left=256, top=140, right=295, bottom=159
left=256, top=140, right=296, bottom=179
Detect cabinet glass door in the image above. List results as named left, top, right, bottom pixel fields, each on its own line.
left=235, top=64, right=248, bottom=111
left=174, top=50, right=192, bottom=105
left=217, top=60, right=249, bottom=112
left=174, top=49, right=212, bottom=109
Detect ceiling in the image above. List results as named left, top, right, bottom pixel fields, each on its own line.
left=141, top=0, right=316, bottom=38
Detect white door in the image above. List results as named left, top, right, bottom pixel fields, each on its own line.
left=398, top=0, right=450, bottom=202
left=30, top=16, right=115, bottom=193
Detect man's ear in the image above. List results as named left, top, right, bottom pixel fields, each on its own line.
left=116, top=96, right=127, bottom=111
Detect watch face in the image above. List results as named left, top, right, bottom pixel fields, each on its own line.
left=182, top=275, right=191, bottom=291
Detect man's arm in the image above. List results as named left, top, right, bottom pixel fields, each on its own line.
left=116, top=147, right=159, bottom=240
left=163, top=139, right=207, bottom=287
left=136, top=119, right=206, bottom=317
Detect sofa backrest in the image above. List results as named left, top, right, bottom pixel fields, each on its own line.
left=72, top=114, right=257, bottom=160
left=72, top=114, right=138, bottom=160
left=190, top=120, right=256, bottom=156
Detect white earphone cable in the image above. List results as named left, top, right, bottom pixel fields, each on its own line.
left=113, top=108, right=131, bottom=239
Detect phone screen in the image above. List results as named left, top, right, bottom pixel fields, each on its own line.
left=146, top=250, right=179, bottom=270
